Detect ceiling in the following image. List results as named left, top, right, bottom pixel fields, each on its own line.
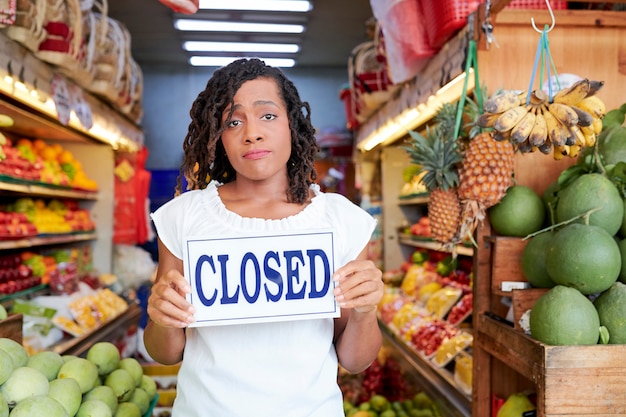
left=106, top=0, right=376, bottom=69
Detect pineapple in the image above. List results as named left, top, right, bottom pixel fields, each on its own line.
left=405, top=103, right=463, bottom=247
left=458, top=94, right=516, bottom=240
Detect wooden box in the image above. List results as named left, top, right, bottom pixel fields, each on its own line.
left=0, top=314, right=23, bottom=344
left=488, top=236, right=529, bottom=296
left=478, top=314, right=626, bottom=416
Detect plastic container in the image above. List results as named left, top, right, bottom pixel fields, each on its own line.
left=419, top=0, right=482, bottom=50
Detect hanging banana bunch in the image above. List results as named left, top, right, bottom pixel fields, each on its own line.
left=477, top=78, right=606, bottom=160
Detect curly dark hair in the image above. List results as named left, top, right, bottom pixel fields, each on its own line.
left=176, top=58, right=320, bottom=204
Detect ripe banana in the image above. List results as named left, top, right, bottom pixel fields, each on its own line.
left=580, top=125, right=597, bottom=147
left=494, top=105, right=529, bottom=133
left=538, top=142, right=552, bottom=155
left=484, top=91, right=524, bottom=114
left=568, top=144, right=582, bottom=158
left=570, top=106, right=594, bottom=127
left=476, top=112, right=500, bottom=129
left=587, top=80, right=605, bottom=97
left=510, top=108, right=536, bottom=144
left=576, top=95, right=607, bottom=119
left=542, top=106, right=569, bottom=147
left=553, top=145, right=568, bottom=160
left=592, top=117, right=603, bottom=135
left=0, top=114, right=14, bottom=127
left=570, top=125, right=587, bottom=147
left=553, top=78, right=590, bottom=106
left=529, top=89, right=548, bottom=106
left=517, top=139, right=533, bottom=153
left=528, top=109, right=548, bottom=147
left=548, top=102, right=579, bottom=128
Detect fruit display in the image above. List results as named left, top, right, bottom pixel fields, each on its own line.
left=343, top=391, right=441, bottom=417
left=0, top=254, right=41, bottom=296
left=0, top=339, right=158, bottom=417
left=477, top=78, right=606, bottom=160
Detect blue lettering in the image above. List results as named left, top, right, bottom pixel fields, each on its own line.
left=284, top=250, right=306, bottom=300
left=263, top=251, right=283, bottom=302
left=241, top=252, right=261, bottom=303
left=195, top=255, right=218, bottom=306
left=306, top=249, right=331, bottom=299
left=218, top=254, right=239, bottom=304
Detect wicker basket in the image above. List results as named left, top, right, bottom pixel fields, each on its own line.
left=69, top=0, right=108, bottom=89
left=4, top=0, right=47, bottom=52
left=36, top=0, right=83, bottom=72
left=0, top=0, right=16, bottom=27
left=419, top=0, right=482, bottom=50
left=87, top=14, right=127, bottom=104
left=507, top=0, right=568, bottom=9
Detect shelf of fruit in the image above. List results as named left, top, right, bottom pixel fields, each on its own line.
left=377, top=249, right=473, bottom=416
left=399, top=217, right=474, bottom=257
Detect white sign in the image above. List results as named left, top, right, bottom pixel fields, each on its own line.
left=182, top=229, right=339, bottom=327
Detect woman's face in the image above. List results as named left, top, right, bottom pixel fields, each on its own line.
left=220, top=77, right=292, bottom=183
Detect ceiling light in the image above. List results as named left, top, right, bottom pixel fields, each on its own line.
left=189, top=56, right=296, bottom=67
left=199, top=0, right=312, bottom=12
left=183, top=41, right=300, bottom=53
left=174, top=19, right=305, bottom=33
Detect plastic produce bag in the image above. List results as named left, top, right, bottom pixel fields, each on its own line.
left=112, top=244, right=156, bottom=289
left=369, top=0, right=436, bottom=84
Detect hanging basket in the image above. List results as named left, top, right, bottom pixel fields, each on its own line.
left=4, top=0, right=47, bottom=52
left=68, top=0, right=108, bottom=88
left=36, top=0, right=83, bottom=73
left=87, top=14, right=127, bottom=104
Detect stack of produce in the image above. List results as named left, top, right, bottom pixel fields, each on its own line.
left=0, top=339, right=158, bottom=417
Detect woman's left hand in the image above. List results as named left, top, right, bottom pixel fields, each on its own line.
left=332, top=259, right=383, bottom=313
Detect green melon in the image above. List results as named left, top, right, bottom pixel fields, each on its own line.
left=545, top=223, right=621, bottom=294
left=530, top=285, right=600, bottom=345
left=521, top=232, right=556, bottom=288
left=556, top=173, right=623, bottom=236
left=599, top=126, right=626, bottom=165
left=620, top=239, right=626, bottom=283
left=593, top=282, right=626, bottom=344
left=488, top=185, right=545, bottom=237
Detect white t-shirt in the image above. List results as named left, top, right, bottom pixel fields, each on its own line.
left=150, top=181, right=376, bottom=417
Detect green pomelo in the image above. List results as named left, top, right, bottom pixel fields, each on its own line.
left=593, top=282, right=626, bottom=344
left=0, top=366, right=49, bottom=405
left=0, top=338, right=28, bottom=368
left=621, top=200, right=626, bottom=238
left=542, top=181, right=560, bottom=225
left=602, top=109, right=625, bottom=130
left=0, top=349, right=14, bottom=385
left=84, top=385, right=119, bottom=415
left=48, top=377, right=82, bottom=417
left=0, top=393, right=8, bottom=417
left=27, top=350, right=64, bottom=381
left=530, top=285, right=600, bottom=345
left=114, top=402, right=141, bottom=417
left=599, top=127, right=626, bottom=166
left=76, top=399, right=113, bottom=417
left=556, top=173, right=624, bottom=236
left=87, top=342, right=121, bottom=377
left=62, top=355, right=78, bottom=363
left=619, top=239, right=626, bottom=283
left=8, top=395, right=68, bottom=417
left=0, top=305, right=7, bottom=321
left=521, top=232, right=556, bottom=288
left=546, top=224, right=621, bottom=294
left=118, top=358, right=143, bottom=387
left=488, top=185, right=545, bottom=237
left=139, top=375, right=157, bottom=400
left=105, top=369, right=135, bottom=403
left=128, top=388, right=150, bottom=415
left=57, top=357, right=99, bottom=394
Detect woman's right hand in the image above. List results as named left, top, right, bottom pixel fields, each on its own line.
left=147, top=268, right=196, bottom=328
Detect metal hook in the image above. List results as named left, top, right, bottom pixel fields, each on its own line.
left=531, top=0, right=555, bottom=33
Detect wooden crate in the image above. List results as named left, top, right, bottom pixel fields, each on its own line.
left=0, top=314, right=23, bottom=344
left=478, top=314, right=626, bottom=416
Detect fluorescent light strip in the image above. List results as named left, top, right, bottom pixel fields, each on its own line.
left=189, top=56, right=296, bottom=67
left=183, top=41, right=299, bottom=53
left=199, top=0, right=312, bottom=12
left=174, top=19, right=305, bottom=33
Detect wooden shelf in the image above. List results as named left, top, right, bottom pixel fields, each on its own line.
left=0, top=232, right=97, bottom=250
left=380, top=322, right=471, bottom=417
left=398, top=235, right=474, bottom=257
left=0, top=180, right=98, bottom=200
left=51, top=303, right=142, bottom=356
left=397, top=195, right=429, bottom=205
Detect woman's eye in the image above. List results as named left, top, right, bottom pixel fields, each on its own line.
left=227, top=120, right=241, bottom=128
left=262, top=114, right=276, bottom=121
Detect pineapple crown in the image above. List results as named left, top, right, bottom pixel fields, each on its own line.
left=404, top=121, right=462, bottom=192
left=464, top=84, right=490, bottom=138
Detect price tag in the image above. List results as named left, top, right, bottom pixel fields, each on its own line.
left=50, top=75, right=71, bottom=125
left=68, top=83, right=93, bottom=129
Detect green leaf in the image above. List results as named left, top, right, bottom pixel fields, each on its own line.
left=599, top=326, right=610, bottom=344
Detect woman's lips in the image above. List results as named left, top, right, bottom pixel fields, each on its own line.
left=243, top=149, right=271, bottom=159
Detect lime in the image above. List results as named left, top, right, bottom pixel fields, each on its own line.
left=488, top=185, right=545, bottom=237
left=545, top=223, right=620, bottom=294
left=594, top=282, right=626, bottom=343
left=556, top=172, right=624, bottom=236
left=530, top=285, right=600, bottom=345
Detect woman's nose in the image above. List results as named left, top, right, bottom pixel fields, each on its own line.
left=244, top=119, right=263, bottom=142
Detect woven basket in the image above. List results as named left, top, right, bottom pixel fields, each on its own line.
left=36, top=0, right=83, bottom=72
left=87, top=15, right=127, bottom=104
left=122, top=57, right=144, bottom=123
left=4, top=0, right=46, bottom=52
left=0, top=0, right=16, bottom=27
left=68, top=0, right=108, bottom=89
